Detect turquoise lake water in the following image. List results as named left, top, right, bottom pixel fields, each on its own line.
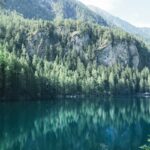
left=0, top=96, right=150, bottom=150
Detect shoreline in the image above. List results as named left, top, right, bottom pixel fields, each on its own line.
left=0, top=93, right=150, bottom=101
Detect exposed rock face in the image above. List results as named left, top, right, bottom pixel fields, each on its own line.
left=129, top=43, right=140, bottom=68
left=71, top=31, right=89, bottom=53
left=96, top=41, right=140, bottom=68
left=27, top=31, right=50, bottom=57
left=25, top=28, right=142, bottom=68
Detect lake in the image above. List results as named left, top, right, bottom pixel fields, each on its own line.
left=0, top=96, right=150, bottom=150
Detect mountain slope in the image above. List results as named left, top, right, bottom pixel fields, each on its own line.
left=88, top=5, right=150, bottom=41
left=0, top=11, right=149, bottom=69
left=1, top=10, right=150, bottom=98
left=2, top=0, right=107, bottom=26
left=2, top=0, right=150, bottom=42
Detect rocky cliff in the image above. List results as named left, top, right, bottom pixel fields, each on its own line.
left=16, top=21, right=150, bottom=68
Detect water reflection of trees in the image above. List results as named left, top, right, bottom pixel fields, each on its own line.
left=0, top=97, right=150, bottom=150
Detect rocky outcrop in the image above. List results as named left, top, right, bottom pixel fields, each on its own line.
left=27, top=31, right=50, bottom=57
left=68, top=31, right=141, bottom=68
left=71, top=31, right=89, bottom=53
left=96, top=41, right=140, bottom=68
left=25, top=28, right=142, bottom=68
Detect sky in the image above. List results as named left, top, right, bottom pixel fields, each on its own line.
left=79, top=0, right=150, bottom=27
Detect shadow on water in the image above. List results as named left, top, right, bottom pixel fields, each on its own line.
left=0, top=96, right=150, bottom=150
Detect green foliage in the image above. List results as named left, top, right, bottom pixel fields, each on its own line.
left=0, top=11, right=150, bottom=99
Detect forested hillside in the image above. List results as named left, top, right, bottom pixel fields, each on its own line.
left=0, top=10, right=150, bottom=99
left=2, top=0, right=150, bottom=43
left=2, top=0, right=107, bottom=26
left=2, top=0, right=150, bottom=46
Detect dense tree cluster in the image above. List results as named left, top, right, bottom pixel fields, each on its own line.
left=0, top=11, right=150, bottom=99
left=1, top=46, right=150, bottom=99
